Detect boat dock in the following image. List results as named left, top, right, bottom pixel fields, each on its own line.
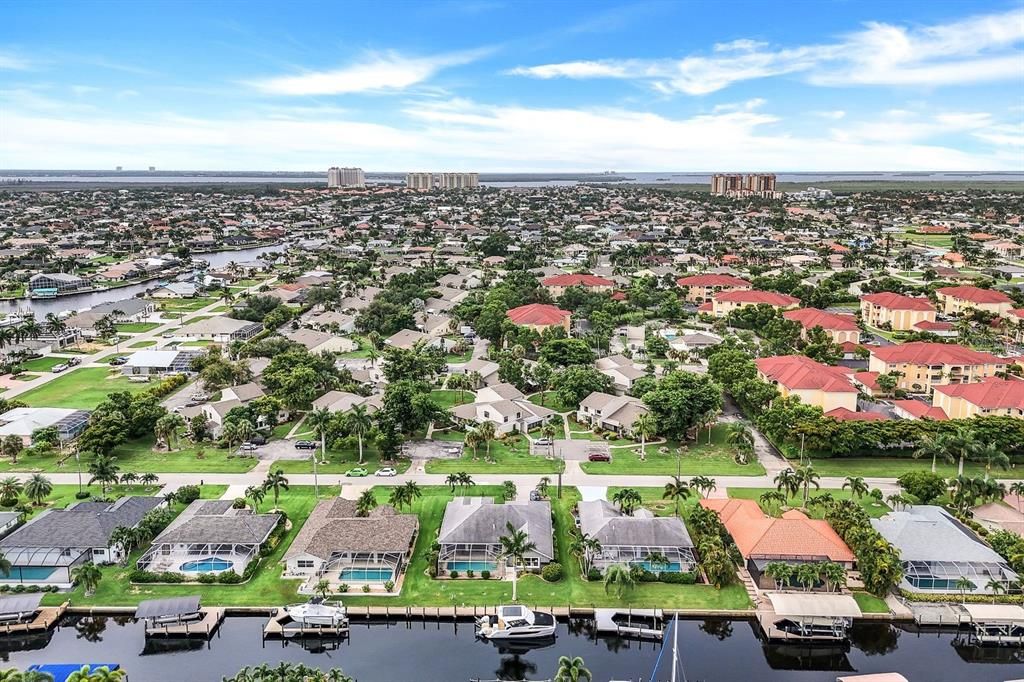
left=593, top=608, right=664, bottom=639
left=0, top=595, right=68, bottom=636
left=136, top=596, right=224, bottom=639
left=756, top=592, right=862, bottom=642
left=263, top=607, right=350, bottom=640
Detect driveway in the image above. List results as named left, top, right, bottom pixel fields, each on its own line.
left=402, top=439, right=462, bottom=459
left=554, top=439, right=609, bottom=461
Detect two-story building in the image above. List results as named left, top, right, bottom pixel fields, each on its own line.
left=860, top=292, right=937, bottom=331
left=868, top=342, right=1006, bottom=393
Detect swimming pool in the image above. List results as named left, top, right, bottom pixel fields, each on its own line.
left=629, top=561, right=683, bottom=573
left=339, top=567, right=393, bottom=582
left=10, top=566, right=57, bottom=581
left=446, top=561, right=496, bottom=573
left=179, top=557, right=234, bottom=573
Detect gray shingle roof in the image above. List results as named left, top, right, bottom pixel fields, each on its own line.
left=285, top=498, right=418, bottom=560
left=579, top=500, right=693, bottom=549
left=151, top=500, right=280, bottom=546
left=0, top=496, right=164, bottom=549
left=871, top=505, right=1005, bottom=563
left=438, top=497, right=553, bottom=559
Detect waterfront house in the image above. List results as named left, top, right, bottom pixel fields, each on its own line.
left=578, top=500, right=696, bottom=573
left=284, top=498, right=418, bottom=590
left=149, top=281, right=199, bottom=298
left=137, top=500, right=280, bottom=578
left=176, top=316, right=262, bottom=342
left=436, top=497, right=553, bottom=576
left=872, top=505, right=1017, bottom=595
left=0, top=496, right=165, bottom=587
left=28, top=272, right=90, bottom=297
left=700, top=498, right=855, bottom=590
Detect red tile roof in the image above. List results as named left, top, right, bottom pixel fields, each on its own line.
left=676, top=274, right=751, bottom=288
left=700, top=499, right=855, bottom=562
left=871, top=342, right=1004, bottom=367
left=715, top=290, right=800, bottom=306
left=861, top=292, right=935, bottom=311
left=913, top=320, right=954, bottom=331
left=697, top=302, right=713, bottom=312
left=852, top=371, right=880, bottom=391
left=824, top=407, right=888, bottom=421
left=541, top=273, right=614, bottom=288
left=506, top=303, right=571, bottom=326
left=892, top=400, right=948, bottom=420
left=936, top=286, right=1012, bottom=305
left=933, top=377, right=1024, bottom=410
left=784, top=308, right=859, bottom=332
left=756, top=355, right=858, bottom=393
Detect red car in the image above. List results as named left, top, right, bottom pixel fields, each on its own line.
left=587, top=452, right=611, bottom=462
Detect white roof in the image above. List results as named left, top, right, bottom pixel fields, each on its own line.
left=0, top=408, right=80, bottom=436
left=765, top=592, right=862, bottom=618
left=126, top=350, right=180, bottom=368
left=960, top=603, right=1024, bottom=622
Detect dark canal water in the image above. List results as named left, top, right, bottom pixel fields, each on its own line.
left=1, top=615, right=1022, bottom=682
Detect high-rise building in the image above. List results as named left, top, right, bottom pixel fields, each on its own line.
left=405, top=172, right=434, bottom=190
left=711, top=172, right=778, bottom=198
left=437, top=172, right=479, bottom=189
left=327, top=166, right=365, bottom=188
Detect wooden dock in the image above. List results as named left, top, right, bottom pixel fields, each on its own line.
left=263, top=608, right=350, bottom=639
left=144, top=607, right=224, bottom=638
left=0, top=602, right=68, bottom=636
left=594, top=609, right=664, bottom=639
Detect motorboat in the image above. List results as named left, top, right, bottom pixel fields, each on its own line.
left=476, top=605, right=556, bottom=640
left=283, top=597, right=348, bottom=627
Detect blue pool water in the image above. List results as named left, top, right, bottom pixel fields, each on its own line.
left=179, top=557, right=233, bottom=573
left=339, top=568, right=393, bottom=582
left=630, top=561, right=683, bottom=573
left=10, top=566, right=56, bottom=581
left=446, top=561, right=496, bottom=573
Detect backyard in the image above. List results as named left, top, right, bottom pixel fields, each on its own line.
left=16, top=367, right=155, bottom=409
left=581, top=427, right=765, bottom=476
left=727, top=487, right=892, bottom=519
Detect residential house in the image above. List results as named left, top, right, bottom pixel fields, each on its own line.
left=541, top=273, right=615, bottom=297
left=451, top=383, right=556, bottom=434
left=595, top=354, right=647, bottom=394
left=576, top=392, right=649, bottom=434
left=436, top=497, right=554, bottom=576
left=578, top=500, right=696, bottom=573
left=506, top=303, right=571, bottom=333
left=450, top=358, right=500, bottom=387
left=311, top=390, right=381, bottom=415
left=121, top=349, right=202, bottom=377
left=283, top=328, right=356, bottom=355
left=0, top=407, right=91, bottom=445
left=177, top=316, right=262, bottom=342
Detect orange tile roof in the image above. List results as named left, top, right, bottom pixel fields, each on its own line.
left=784, top=308, right=859, bottom=332
left=756, top=355, right=858, bottom=393
left=937, top=286, right=1012, bottom=305
left=825, top=407, right=888, bottom=421
left=871, top=341, right=1003, bottom=367
left=541, top=273, right=614, bottom=287
left=933, top=377, right=1024, bottom=410
left=861, top=292, right=935, bottom=312
left=675, top=274, right=751, bottom=288
left=506, top=303, right=570, bottom=326
left=715, top=290, right=800, bottom=306
left=700, top=499, right=855, bottom=562
left=891, top=400, right=948, bottom=420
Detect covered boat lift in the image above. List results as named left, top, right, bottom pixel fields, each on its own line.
left=0, top=593, right=68, bottom=635
left=136, top=596, right=224, bottom=638
left=758, top=592, right=862, bottom=642
left=958, top=603, right=1024, bottom=646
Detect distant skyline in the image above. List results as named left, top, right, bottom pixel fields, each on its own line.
left=2, top=0, right=1022, bottom=171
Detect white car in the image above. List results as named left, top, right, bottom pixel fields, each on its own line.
left=375, top=467, right=397, bottom=477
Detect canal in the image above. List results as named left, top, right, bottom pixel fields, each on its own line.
left=3, top=245, right=286, bottom=317
left=1, top=615, right=1020, bottom=681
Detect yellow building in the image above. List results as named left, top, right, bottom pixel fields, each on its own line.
left=932, top=378, right=1024, bottom=419
left=936, top=286, right=1013, bottom=316
left=755, top=355, right=858, bottom=412
left=868, top=342, right=1006, bottom=393
left=710, top=290, right=800, bottom=318
left=675, top=274, right=751, bottom=303
left=859, top=292, right=936, bottom=331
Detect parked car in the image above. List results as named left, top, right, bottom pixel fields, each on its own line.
left=51, top=364, right=68, bottom=373
left=534, top=438, right=552, bottom=446
left=294, top=440, right=317, bottom=450
left=162, top=332, right=175, bottom=339
left=375, top=467, right=397, bottom=477
left=529, top=489, right=543, bottom=501
left=109, top=356, right=128, bottom=366
left=587, top=452, right=611, bottom=462
left=240, top=443, right=258, bottom=452
left=345, top=467, right=369, bottom=477
left=66, top=357, right=81, bottom=366
left=248, top=435, right=267, bottom=446
left=445, top=446, right=462, bottom=455
left=190, top=393, right=208, bottom=402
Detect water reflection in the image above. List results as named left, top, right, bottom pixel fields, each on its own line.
left=849, top=623, right=901, bottom=656
left=698, top=618, right=733, bottom=641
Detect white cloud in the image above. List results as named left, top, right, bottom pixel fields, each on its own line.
left=247, top=49, right=488, bottom=96
left=813, top=110, right=846, bottom=120
left=71, top=85, right=101, bottom=96
left=0, top=51, right=30, bottom=70
left=507, top=7, right=1024, bottom=94
left=712, top=98, right=766, bottom=113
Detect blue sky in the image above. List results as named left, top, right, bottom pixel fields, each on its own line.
left=1, top=0, right=1022, bottom=171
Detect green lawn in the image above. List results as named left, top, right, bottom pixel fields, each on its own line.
left=129, top=340, right=157, bottom=348
left=853, top=592, right=890, bottom=614
left=445, top=348, right=473, bottom=363
left=43, top=485, right=335, bottom=608
left=431, top=389, right=472, bottom=410
left=180, top=340, right=215, bottom=347
left=424, top=432, right=564, bottom=474
left=115, top=322, right=161, bottom=333
left=805, top=457, right=1024, bottom=480
left=274, top=443, right=411, bottom=474
left=727, top=487, right=891, bottom=518
left=582, top=428, right=766, bottom=476
left=150, top=297, right=218, bottom=312
left=16, top=367, right=154, bottom=409
left=18, top=356, right=68, bottom=373
left=528, top=392, right=574, bottom=413
left=338, top=335, right=373, bottom=359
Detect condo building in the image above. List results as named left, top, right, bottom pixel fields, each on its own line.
left=327, top=167, right=365, bottom=188
left=711, top=173, right=778, bottom=198
left=405, top=172, right=479, bottom=190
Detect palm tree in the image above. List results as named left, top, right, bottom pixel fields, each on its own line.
left=262, top=469, right=289, bottom=510
left=842, top=476, right=869, bottom=500
left=0, top=552, right=11, bottom=579
left=569, top=532, right=602, bottom=575
left=946, top=425, right=984, bottom=477
left=603, top=563, right=636, bottom=598
left=774, top=468, right=800, bottom=499
left=155, top=413, right=185, bottom=451
left=402, top=481, right=422, bottom=507
left=793, top=465, right=820, bottom=507
left=387, top=485, right=410, bottom=511
left=475, top=421, right=497, bottom=460
left=612, top=487, right=643, bottom=515
left=986, top=578, right=1007, bottom=603
left=553, top=655, right=592, bottom=682
left=1011, top=481, right=1024, bottom=513
left=346, top=405, right=373, bottom=466
left=913, top=432, right=954, bottom=474
left=764, top=561, right=794, bottom=589
left=0, top=477, right=23, bottom=506
left=71, top=562, right=103, bottom=596
left=140, top=473, right=159, bottom=489
left=759, top=490, right=788, bottom=514
left=457, top=472, right=476, bottom=494
left=120, top=472, right=138, bottom=486
left=220, top=420, right=243, bottom=451
left=245, top=485, right=265, bottom=513
left=23, top=473, right=53, bottom=506
left=87, top=455, right=120, bottom=494
left=464, top=430, right=482, bottom=459
left=955, top=576, right=974, bottom=603
left=631, top=413, right=657, bottom=462
left=820, top=561, right=847, bottom=593
left=644, top=551, right=669, bottom=574
left=445, top=473, right=460, bottom=493
left=68, top=665, right=126, bottom=682
left=305, top=408, right=332, bottom=498
left=314, top=578, right=333, bottom=601
left=497, top=521, right=537, bottom=601
left=886, top=493, right=911, bottom=511
left=689, top=475, right=716, bottom=499
left=795, top=562, right=821, bottom=591
left=109, top=526, right=137, bottom=564
left=725, top=422, right=754, bottom=456
left=978, top=441, right=1010, bottom=480
left=662, top=477, right=690, bottom=517
left=355, top=489, right=377, bottom=517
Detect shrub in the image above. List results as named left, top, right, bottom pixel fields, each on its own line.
left=11, top=585, right=25, bottom=593
left=466, top=569, right=475, bottom=579
left=242, top=559, right=260, bottom=581
left=541, top=562, right=563, bottom=582
left=384, top=580, right=395, bottom=593
left=449, top=570, right=459, bottom=579
left=480, top=570, right=490, bottom=580
left=0, top=585, right=9, bottom=593
left=74, top=491, right=91, bottom=500
left=869, top=488, right=884, bottom=501
left=218, top=570, right=243, bottom=584
left=660, top=571, right=697, bottom=585
left=361, top=584, right=370, bottom=593
left=197, top=572, right=218, bottom=584
left=232, top=497, right=247, bottom=509
left=636, top=569, right=658, bottom=583
left=26, top=585, right=40, bottom=593
left=175, top=485, right=201, bottom=505
left=337, top=583, right=350, bottom=593
left=587, top=568, right=602, bottom=582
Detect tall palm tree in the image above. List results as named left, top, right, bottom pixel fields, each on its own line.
left=955, top=576, right=974, bottom=604
left=978, top=441, right=1010, bottom=480
left=631, top=413, right=657, bottom=462
left=402, top=481, right=422, bottom=507
left=355, top=489, right=377, bottom=517
left=475, top=421, right=497, bottom=460
left=497, top=521, right=537, bottom=601
left=612, top=487, right=643, bottom=516
left=553, top=655, right=592, bottom=682
left=569, top=532, right=602, bottom=575
left=662, top=477, right=690, bottom=517
left=725, top=422, right=754, bottom=455
left=87, top=455, right=120, bottom=494
left=603, top=563, right=636, bottom=598
left=986, top=578, right=1007, bottom=604
left=842, top=476, right=869, bottom=500
left=946, top=425, right=984, bottom=477
left=23, top=473, right=53, bottom=506
left=759, top=490, right=788, bottom=514
left=346, top=405, right=373, bottom=465
left=262, top=469, right=289, bottom=510
left=387, top=485, right=410, bottom=511
left=794, top=465, right=821, bottom=507
left=0, top=477, right=23, bottom=506
left=913, top=431, right=955, bottom=474
left=774, top=468, right=800, bottom=499
left=71, top=562, right=103, bottom=596
left=245, top=485, right=265, bottom=513
left=305, top=408, right=332, bottom=498
left=445, top=473, right=460, bottom=493
left=1010, top=481, right=1024, bottom=514
left=689, top=475, right=716, bottom=499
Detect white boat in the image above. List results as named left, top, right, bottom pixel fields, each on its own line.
left=284, top=598, right=348, bottom=627
left=476, top=605, right=556, bottom=640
